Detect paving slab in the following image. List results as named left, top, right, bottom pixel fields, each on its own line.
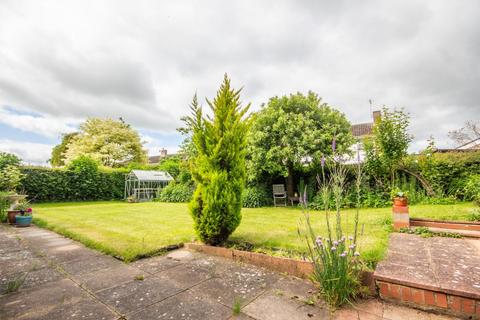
left=189, top=262, right=279, bottom=308
left=0, top=279, right=89, bottom=319
left=242, top=291, right=329, bottom=320
left=128, top=289, right=233, bottom=320
left=129, top=255, right=184, bottom=274
left=95, top=276, right=184, bottom=315
left=75, top=265, right=145, bottom=292
left=58, top=254, right=122, bottom=276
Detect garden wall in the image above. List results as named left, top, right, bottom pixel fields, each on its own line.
left=20, top=167, right=126, bottom=202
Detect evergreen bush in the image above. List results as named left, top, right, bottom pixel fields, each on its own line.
left=157, top=182, right=193, bottom=203
left=187, top=75, right=250, bottom=245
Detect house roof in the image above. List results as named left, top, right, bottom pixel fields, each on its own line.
left=130, top=170, right=173, bottom=182
left=456, top=137, right=480, bottom=150
left=351, top=122, right=373, bottom=137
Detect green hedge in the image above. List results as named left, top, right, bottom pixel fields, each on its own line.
left=20, top=167, right=126, bottom=202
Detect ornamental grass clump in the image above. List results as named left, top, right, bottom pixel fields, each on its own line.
left=300, top=140, right=364, bottom=308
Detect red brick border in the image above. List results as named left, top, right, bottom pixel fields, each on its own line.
left=377, top=280, right=480, bottom=318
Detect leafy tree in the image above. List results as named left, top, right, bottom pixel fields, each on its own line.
left=364, top=107, right=413, bottom=190
left=0, top=152, right=21, bottom=170
left=63, top=118, right=147, bottom=167
left=247, top=92, right=353, bottom=196
left=50, top=133, right=79, bottom=167
left=0, top=152, right=23, bottom=192
left=66, top=156, right=100, bottom=200
left=186, top=75, right=250, bottom=245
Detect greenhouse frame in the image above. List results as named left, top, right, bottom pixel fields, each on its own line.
left=124, top=170, right=173, bottom=202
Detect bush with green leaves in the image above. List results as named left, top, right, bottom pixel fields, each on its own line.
left=0, top=191, right=9, bottom=222
left=187, top=75, right=250, bottom=245
left=157, top=182, right=193, bottom=203
left=242, top=185, right=270, bottom=208
left=463, top=174, right=480, bottom=201
left=20, top=165, right=126, bottom=202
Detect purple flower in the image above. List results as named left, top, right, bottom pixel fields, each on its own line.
left=333, top=240, right=339, bottom=246
left=340, top=236, right=346, bottom=242
left=354, top=252, right=360, bottom=256
left=331, top=246, right=337, bottom=251
left=349, top=244, right=356, bottom=250
left=321, top=155, right=325, bottom=168
left=348, top=236, right=353, bottom=241
left=340, top=252, right=347, bottom=257
left=315, top=237, right=323, bottom=247
left=332, top=137, right=336, bottom=152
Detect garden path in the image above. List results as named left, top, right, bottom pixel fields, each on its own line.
left=1, top=225, right=456, bottom=319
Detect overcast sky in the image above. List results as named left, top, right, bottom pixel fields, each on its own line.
left=0, top=0, right=479, bottom=165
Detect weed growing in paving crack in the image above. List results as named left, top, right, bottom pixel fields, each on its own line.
left=232, top=298, right=242, bottom=315
left=3, top=273, right=26, bottom=294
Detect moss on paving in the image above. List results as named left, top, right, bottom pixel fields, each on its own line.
left=32, top=201, right=476, bottom=265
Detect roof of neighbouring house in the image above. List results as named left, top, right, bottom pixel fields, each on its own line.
left=130, top=170, right=173, bottom=182
left=456, top=137, right=480, bottom=150
left=351, top=122, right=373, bottom=137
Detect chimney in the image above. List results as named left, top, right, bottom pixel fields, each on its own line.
left=372, top=110, right=381, bottom=123
left=160, top=148, right=167, bottom=158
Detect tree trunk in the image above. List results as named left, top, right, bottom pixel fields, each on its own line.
left=286, top=162, right=295, bottom=198
left=398, top=166, right=436, bottom=197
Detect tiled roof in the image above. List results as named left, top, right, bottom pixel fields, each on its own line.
left=351, top=122, right=373, bottom=137
left=148, top=155, right=161, bottom=164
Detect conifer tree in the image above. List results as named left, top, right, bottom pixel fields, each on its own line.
left=186, top=74, right=250, bottom=245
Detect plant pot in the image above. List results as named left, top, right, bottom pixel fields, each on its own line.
left=393, top=197, right=408, bottom=207
left=15, top=215, right=32, bottom=227
left=7, top=210, right=20, bottom=224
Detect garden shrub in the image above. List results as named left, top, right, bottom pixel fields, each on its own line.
left=242, top=185, right=270, bottom=208
left=157, top=182, right=193, bottom=203
left=463, top=174, right=480, bottom=201
left=20, top=166, right=126, bottom=202
left=188, top=75, right=250, bottom=245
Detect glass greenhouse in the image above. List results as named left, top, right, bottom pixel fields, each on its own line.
left=124, top=170, right=173, bottom=202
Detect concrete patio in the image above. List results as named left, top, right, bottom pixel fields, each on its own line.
left=0, top=225, right=458, bottom=319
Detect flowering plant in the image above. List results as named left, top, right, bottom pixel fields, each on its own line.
left=300, top=137, right=364, bottom=308
left=13, top=201, right=33, bottom=215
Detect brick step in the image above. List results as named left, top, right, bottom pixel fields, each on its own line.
left=377, top=280, right=480, bottom=318
left=374, top=233, right=480, bottom=318
left=410, top=218, right=480, bottom=231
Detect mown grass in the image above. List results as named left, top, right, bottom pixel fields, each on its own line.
left=32, top=201, right=476, bottom=264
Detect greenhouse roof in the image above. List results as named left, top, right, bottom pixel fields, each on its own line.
left=130, top=170, right=173, bottom=182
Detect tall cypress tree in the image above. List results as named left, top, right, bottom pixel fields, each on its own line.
left=186, top=74, right=250, bottom=245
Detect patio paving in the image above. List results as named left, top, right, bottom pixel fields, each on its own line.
left=375, top=233, right=480, bottom=300
left=0, top=225, right=459, bottom=319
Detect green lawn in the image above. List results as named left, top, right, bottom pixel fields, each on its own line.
left=32, top=201, right=477, bottom=264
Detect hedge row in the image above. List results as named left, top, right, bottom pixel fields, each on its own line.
left=20, top=167, right=126, bottom=202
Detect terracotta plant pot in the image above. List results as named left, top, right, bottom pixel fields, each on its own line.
left=7, top=210, right=20, bottom=224
left=393, top=197, right=408, bottom=207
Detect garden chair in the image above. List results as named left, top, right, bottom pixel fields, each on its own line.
left=272, top=184, right=287, bottom=207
